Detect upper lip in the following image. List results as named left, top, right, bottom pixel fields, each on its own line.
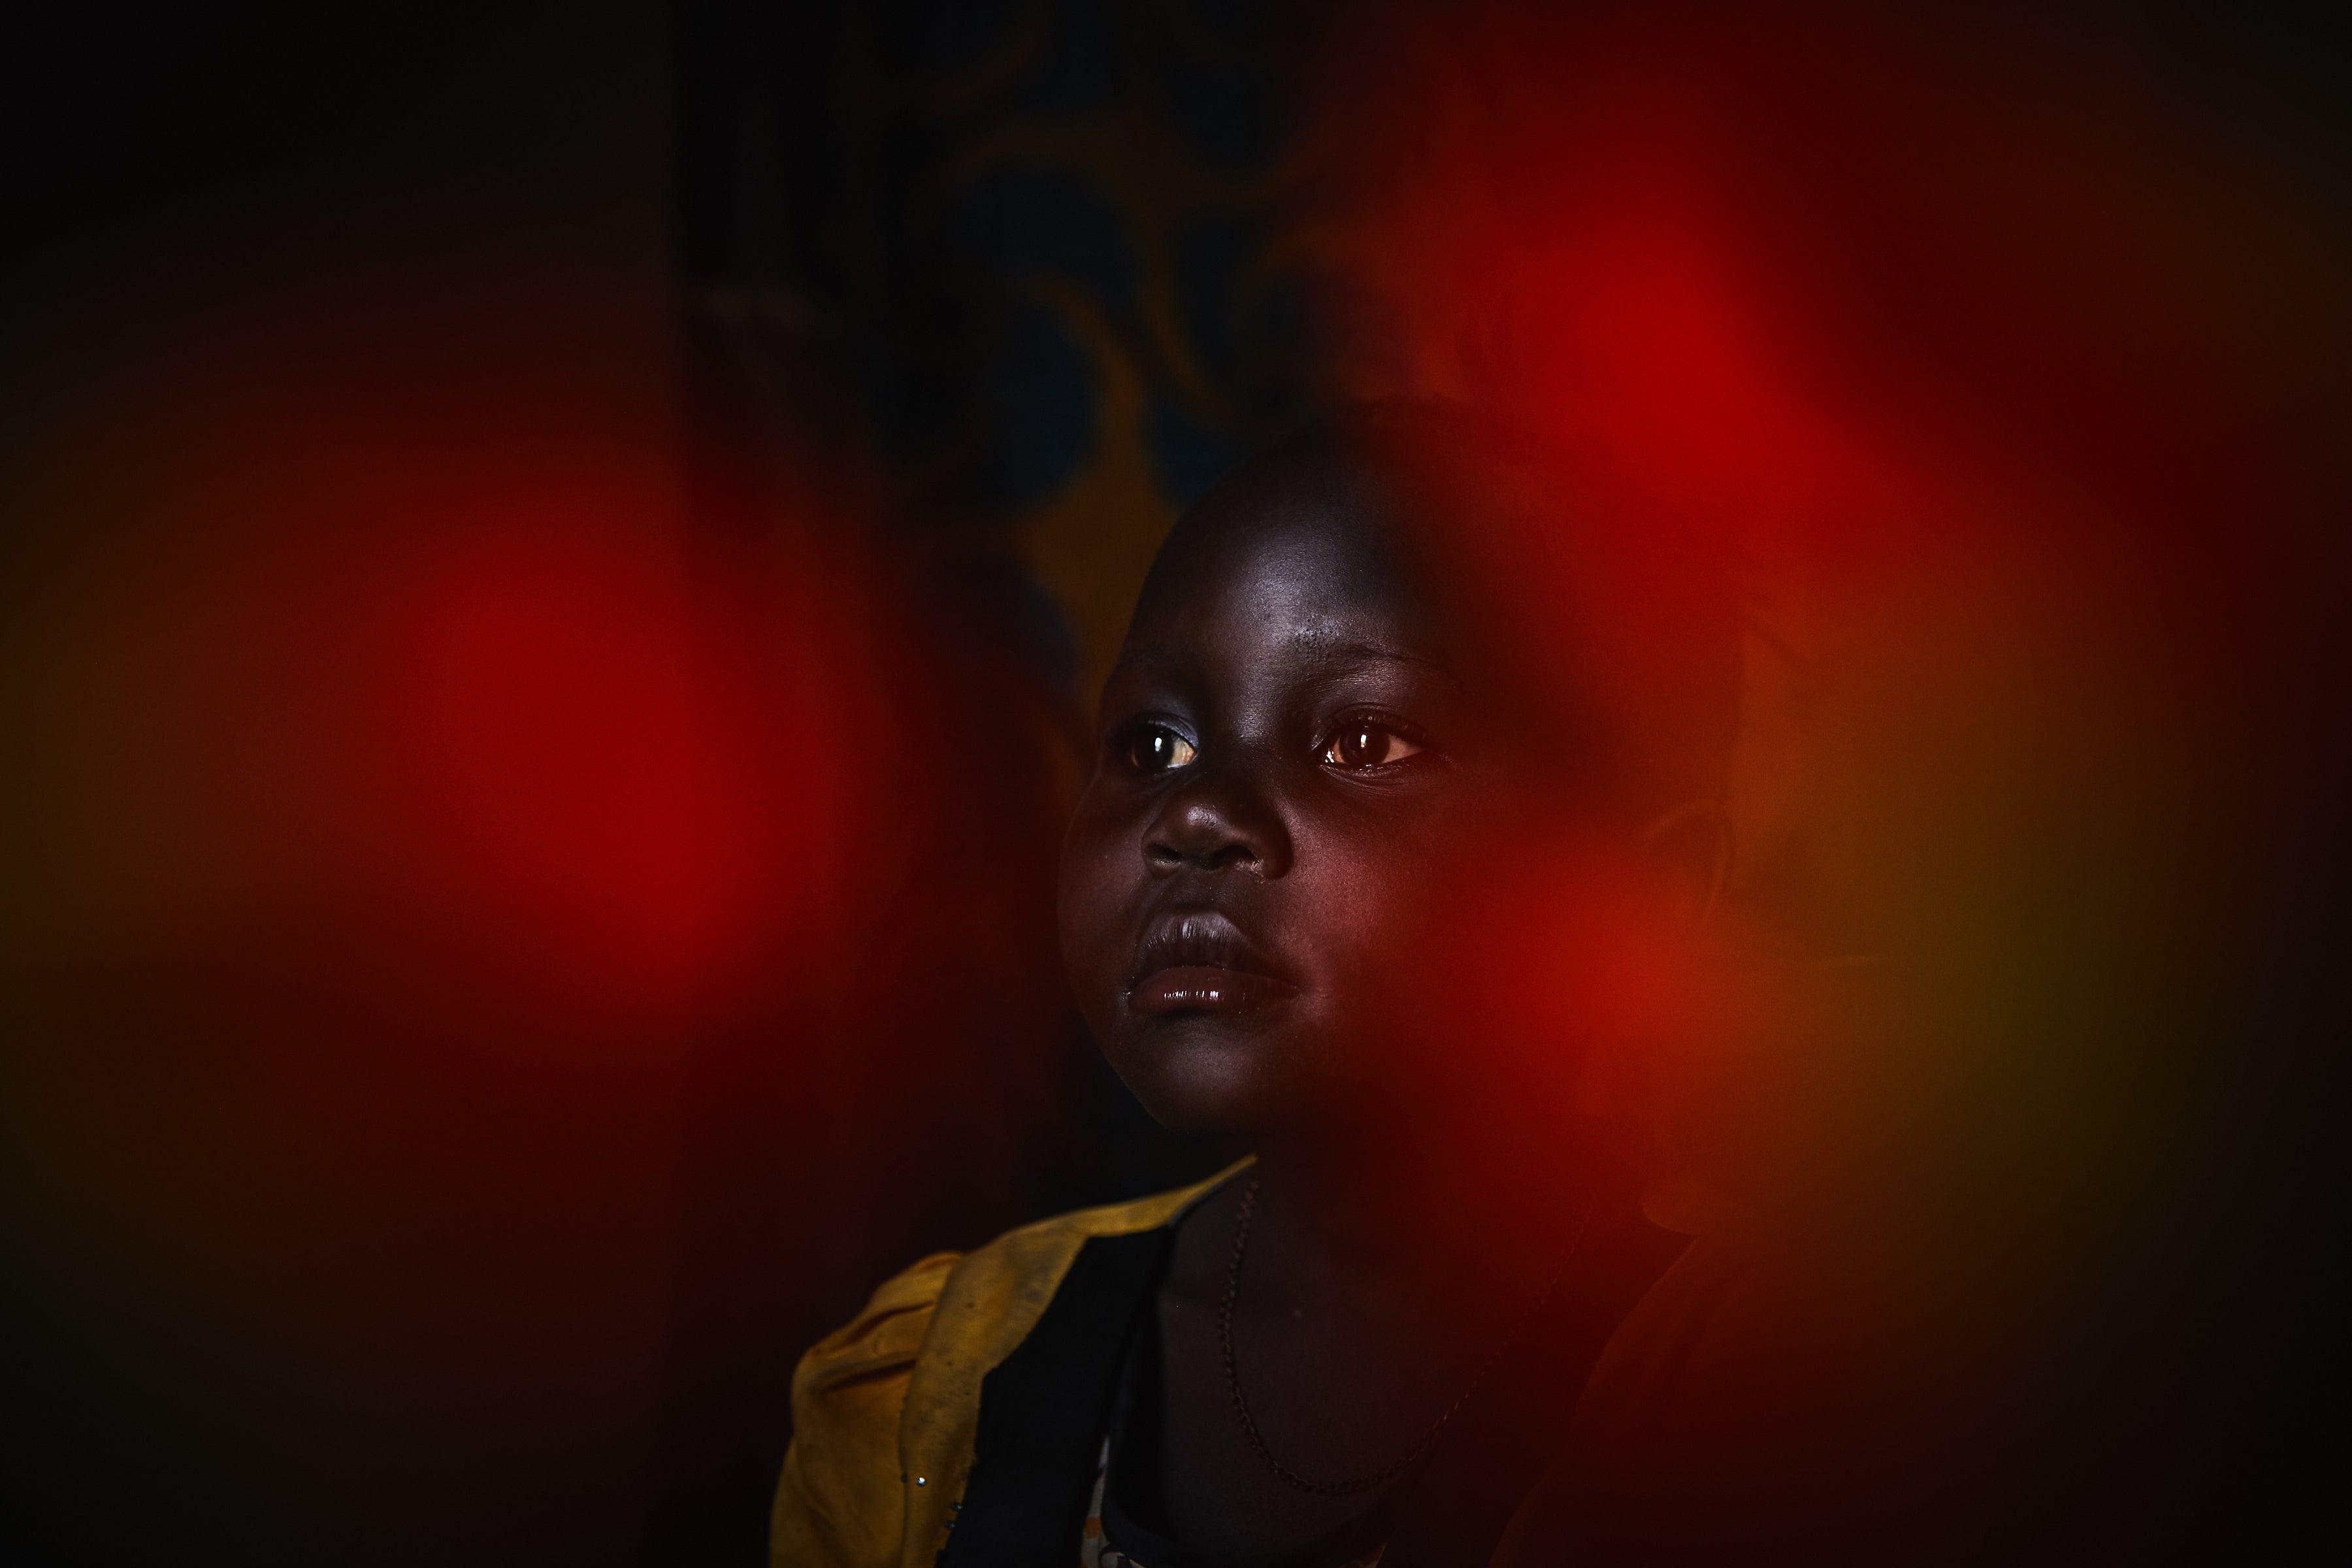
left=1126, top=907, right=1292, bottom=990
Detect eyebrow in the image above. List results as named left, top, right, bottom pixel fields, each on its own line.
left=1311, top=637, right=1453, bottom=674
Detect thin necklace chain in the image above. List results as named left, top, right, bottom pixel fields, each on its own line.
left=1217, top=1176, right=1588, bottom=1498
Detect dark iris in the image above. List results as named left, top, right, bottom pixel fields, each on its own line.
left=1322, top=721, right=1423, bottom=770
left=1127, top=725, right=1198, bottom=773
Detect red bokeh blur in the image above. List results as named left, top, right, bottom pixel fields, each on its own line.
left=5, top=3, right=2342, bottom=1560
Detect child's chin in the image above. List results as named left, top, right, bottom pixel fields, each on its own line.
left=1107, top=1024, right=1300, bottom=1140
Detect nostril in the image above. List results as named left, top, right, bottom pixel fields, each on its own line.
left=1145, top=775, right=1286, bottom=876
left=1147, top=840, right=1261, bottom=874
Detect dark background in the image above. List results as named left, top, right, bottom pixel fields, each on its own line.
left=4, top=3, right=2346, bottom=1564
left=3, top=3, right=1307, bottom=1563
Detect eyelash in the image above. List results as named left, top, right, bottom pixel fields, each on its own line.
left=1318, top=712, right=1431, bottom=772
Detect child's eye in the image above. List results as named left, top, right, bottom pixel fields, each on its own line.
left=1124, top=724, right=1198, bottom=774
left=1322, top=721, right=1425, bottom=770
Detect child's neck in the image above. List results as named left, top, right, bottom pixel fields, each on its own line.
left=1243, top=1106, right=1602, bottom=1320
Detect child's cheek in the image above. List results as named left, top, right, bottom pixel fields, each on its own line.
left=1338, top=819, right=1620, bottom=1071
left=1054, top=794, right=1143, bottom=1015
left=1284, top=812, right=1465, bottom=1035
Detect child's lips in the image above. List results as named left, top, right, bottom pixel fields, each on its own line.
left=1124, top=909, right=1298, bottom=1015
left=1128, top=964, right=1299, bottom=1016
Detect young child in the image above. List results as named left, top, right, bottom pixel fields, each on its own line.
left=772, top=400, right=1743, bottom=1567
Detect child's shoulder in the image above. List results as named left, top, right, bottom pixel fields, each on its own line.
left=792, top=1249, right=962, bottom=1399
left=774, top=1166, right=1247, bottom=1565
left=962, top=1165, right=1243, bottom=1287
left=796, top=1161, right=1248, bottom=1396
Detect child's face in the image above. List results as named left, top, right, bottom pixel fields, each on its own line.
left=1059, top=455, right=1537, bottom=1138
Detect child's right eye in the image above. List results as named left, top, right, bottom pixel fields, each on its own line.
left=1123, top=724, right=1198, bottom=774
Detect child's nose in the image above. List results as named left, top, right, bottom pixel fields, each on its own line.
left=1143, top=756, right=1292, bottom=878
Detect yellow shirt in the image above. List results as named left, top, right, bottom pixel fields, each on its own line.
left=771, top=1164, right=1748, bottom=1567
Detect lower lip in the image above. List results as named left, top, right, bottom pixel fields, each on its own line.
left=1128, top=966, right=1298, bottom=1016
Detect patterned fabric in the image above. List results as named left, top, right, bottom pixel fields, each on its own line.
left=1078, top=1439, right=1385, bottom=1568
left=696, top=2, right=1331, bottom=706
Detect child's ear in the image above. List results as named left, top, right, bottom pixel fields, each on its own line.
left=1640, top=800, right=1733, bottom=928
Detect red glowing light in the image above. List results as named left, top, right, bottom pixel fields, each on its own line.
left=382, top=526, right=785, bottom=1011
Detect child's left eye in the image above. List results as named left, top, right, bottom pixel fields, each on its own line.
left=1321, top=722, right=1424, bottom=770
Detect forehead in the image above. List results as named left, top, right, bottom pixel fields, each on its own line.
left=1126, top=450, right=1441, bottom=657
